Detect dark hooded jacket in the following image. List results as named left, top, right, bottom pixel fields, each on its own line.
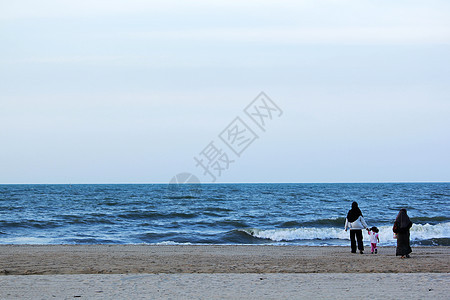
left=347, top=202, right=362, bottom=222
left=394, top=209, right=412, bottom=234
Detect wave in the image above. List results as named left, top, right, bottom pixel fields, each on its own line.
left=410, top=216, right=449, bottom=225
left=101, top=201, right=121, bottom=206
left=0, top=220, right=62, bottom=229
left=154, top=241, right=193, bottom=245
left=240, top=227, right=349, bottom=242
left=239, top=222, right=450, bottom=245
left=204, top=207, right=233, bottom=212
left=0, top=236, right=55, bottom=244
left=299, top=217, right=347, bottom=227
left=165, top=195, right=199, bottom=200
left=278, top=221, right=302, bottom=228
left=59, top=214, right=116, bottom=225
left=63, top=238, right=122, bottom=244
left=276, top=217, right=348, bottom=228
left=416, top=238, right=450, bottom=246
left=117, top=211, right=197, bottom=220
left=216, top=220, right=249, bottom=228
left=409, top=222, right=450, bottom=241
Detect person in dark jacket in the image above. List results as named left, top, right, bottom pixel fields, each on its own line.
left=345, top=202, right=369, bottom=254
left=393, top=208, right=413, bottom=258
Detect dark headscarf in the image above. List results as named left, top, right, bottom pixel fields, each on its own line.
left=395, top=208, right=411, bottom=229
left=347, top=201, right=362, bottom=223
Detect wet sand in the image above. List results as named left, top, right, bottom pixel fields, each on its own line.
left=0, top=245, right=448, bottom=275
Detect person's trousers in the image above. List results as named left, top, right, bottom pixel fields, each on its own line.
left=350, top=229, right=364, bottom=253
left=371, top=243, right=377, bottom=253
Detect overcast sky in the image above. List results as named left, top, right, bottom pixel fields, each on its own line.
left=1, top=0, right=449, bottom=183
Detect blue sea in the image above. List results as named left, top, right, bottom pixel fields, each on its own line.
left=0, top=183, right=448, bottom=246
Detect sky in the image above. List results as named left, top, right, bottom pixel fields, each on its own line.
left=1, top=0, right=449, bottom=184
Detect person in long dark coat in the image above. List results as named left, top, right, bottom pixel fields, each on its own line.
left=393, top=208, right=413, bottom=258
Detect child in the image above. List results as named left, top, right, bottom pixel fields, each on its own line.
left=367, top=226, right=380, bottom=254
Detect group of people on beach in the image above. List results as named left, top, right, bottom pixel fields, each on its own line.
left=344, top=202, right=413, bottom=258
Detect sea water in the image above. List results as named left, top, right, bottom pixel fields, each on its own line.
left=0, top=183, right=448, bottom=246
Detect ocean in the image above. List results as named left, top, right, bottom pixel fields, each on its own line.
left=0, top=183, right=448, bottom=246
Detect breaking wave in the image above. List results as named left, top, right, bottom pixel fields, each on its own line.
left=239, top=222, right=450, bottom=246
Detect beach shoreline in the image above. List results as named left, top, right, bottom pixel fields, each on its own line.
left=1, top=245, right=449, bottom=299
left=1, top=245, right=448, bottom=275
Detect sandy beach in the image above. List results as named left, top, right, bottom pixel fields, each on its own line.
left=1, top=273, right=449, bottom=299
left=1, top=245, right=449, bottom=275
left=1, top=245, right=449, bottom=299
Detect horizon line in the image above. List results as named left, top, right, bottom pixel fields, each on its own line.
left=1, top=181, right=449, bottom=185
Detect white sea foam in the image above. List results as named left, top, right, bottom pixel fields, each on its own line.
left=242, top=227, right=349, bottom=242
left=0, top=236, right=55, bottom=244
left=409, top=222, right=450, bottom=240
left=155, top=241, right=193, bottom=245
left=241, top=222, right=450, bottom=245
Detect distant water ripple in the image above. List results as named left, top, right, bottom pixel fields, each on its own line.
left=0, top=183, right=448, bottom=246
